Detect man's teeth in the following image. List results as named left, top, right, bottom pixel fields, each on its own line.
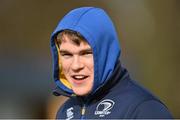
left=75, top=76, right=84, bottom=79
left=72, top=75, right=87, bottom=80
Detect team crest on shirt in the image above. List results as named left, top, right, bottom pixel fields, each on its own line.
left=95, top=99, right=115, bottom=117
left=66, top=107, right=74, bottom=120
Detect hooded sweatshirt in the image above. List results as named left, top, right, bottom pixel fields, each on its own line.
left=50, top=7, right=172, bottom=119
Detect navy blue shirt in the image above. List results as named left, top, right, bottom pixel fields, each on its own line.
left=55, top=61, right=172, bottom=119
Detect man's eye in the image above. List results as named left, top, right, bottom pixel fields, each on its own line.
left=81, top=52, right=93, bottom=56
left=60, top=53, right=72, bottom=58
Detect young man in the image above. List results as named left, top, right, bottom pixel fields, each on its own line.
left=50, top=7, right=172, bottom=119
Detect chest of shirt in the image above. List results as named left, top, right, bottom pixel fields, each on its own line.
left=58, top=98, right=131, bottom=119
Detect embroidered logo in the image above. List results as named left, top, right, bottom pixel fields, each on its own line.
left=94, top=99, right=115, bottom=117
left=66, top=107, right=74, bottom=120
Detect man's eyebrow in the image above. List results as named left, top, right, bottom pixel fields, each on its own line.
left=80, top=48, right=92, bottom=53
left=80, top=48, right=92, bottom=52
left=59, top=50, right=70, bottom=54
left=59, top=48, right=92, bottom=54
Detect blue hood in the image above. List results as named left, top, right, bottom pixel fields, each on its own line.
left=50, top=7, right=121, bottom=95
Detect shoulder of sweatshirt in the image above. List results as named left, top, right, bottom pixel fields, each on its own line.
left=131, top=99, right=173, bottom=119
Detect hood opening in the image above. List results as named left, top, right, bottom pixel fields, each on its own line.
left=51, top=7, right=121, bottom=97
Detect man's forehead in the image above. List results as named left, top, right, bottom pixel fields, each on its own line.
left=60, top=34, right=89, bottom=45
left=59, top=42, right=92, bottom=53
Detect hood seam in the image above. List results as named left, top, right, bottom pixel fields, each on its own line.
left=72, top=7, right=97, bottom=28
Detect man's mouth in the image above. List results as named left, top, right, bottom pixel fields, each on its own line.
left=71, top=75, right=89, bottom=84
left=71, top=75, right=88, bottom=80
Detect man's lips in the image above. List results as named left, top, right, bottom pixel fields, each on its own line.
left=71, top=75, right=89, bottom=84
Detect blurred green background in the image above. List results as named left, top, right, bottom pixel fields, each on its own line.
left=0, top=0, right=179, bottom=118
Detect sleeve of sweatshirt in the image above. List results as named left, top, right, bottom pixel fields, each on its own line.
left=132, top=100, right=173, bottom=119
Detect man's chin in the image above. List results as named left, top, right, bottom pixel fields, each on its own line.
left=74, top=92, right=89, bottom=96
left=72, top=88, right=91, bottom=96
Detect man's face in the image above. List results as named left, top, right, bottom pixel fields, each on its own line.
left=59, top=35, right=94, bottom=96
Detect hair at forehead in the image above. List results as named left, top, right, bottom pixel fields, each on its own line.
left=56, top=29, right=87, bottom=46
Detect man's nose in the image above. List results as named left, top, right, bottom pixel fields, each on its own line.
left=71, top=56, right=84, bottom=72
